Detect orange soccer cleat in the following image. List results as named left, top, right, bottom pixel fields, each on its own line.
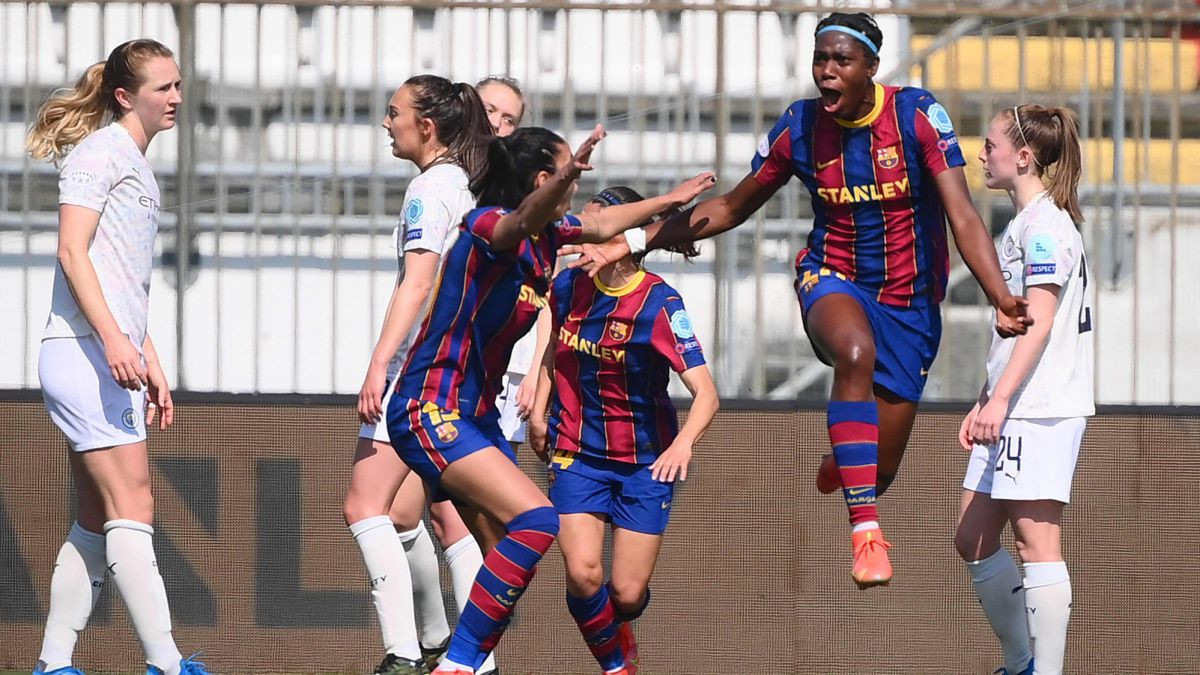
left=616, top=621, right=639, bottom=674
left=850, top=527, right=893, bottom=589
left=816, top=453, right=842, bottom=494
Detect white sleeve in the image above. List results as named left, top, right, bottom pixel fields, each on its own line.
left=1021, top=219, right=1075, bottom=289
left=58, top=141, right=120, bottom=212
left=400, top=180, right=456, bottom=254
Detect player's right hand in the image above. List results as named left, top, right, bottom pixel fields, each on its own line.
left=958, top=402, right=980, bottom=451
left=103, top=333, right=148, bottom=391
left=664, top=171, right=717, bottom=208
left=995, top=294, right=1033, bottom=338
left=563, top=124, right=606, bottom=180
left=561, top=239, right=631, bottom=278
left=357, top=365, right=387, bottom=424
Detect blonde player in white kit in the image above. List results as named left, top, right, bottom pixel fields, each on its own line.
left=955, top=104, right=1093, bottom=675
left=345, top=74, right=498, bottom=675
left=27, top=40, right=210, bottom=675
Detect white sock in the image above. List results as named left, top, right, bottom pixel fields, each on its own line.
left=37, top=522, right=107, bottom=670
left=967, top=548, right=1033, bottom=673
left=443, top=534, right=496, bottom=673
left=1024, top=561, right=1071, bottom=675
left=350, top=516, right=421, bottom=660
left=104, top=519, right=182, bottom=674
left=851, top=520, right=880, bottom=534
left=434, top=657, right=474, bottom=673
left=398, top=524, right=450, bottom=649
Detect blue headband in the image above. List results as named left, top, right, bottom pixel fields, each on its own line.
left=816, top=25, right=880, bottom=56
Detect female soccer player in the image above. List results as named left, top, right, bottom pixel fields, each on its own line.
left=379, top=75, right=527, bottom=675
left=385, top=125, right=715, bottom=674
left=346, top=74, right=492, bottom=675
left=529, top=187, right=718, bottom=675
left=568, top=11, right=1031, bottom=589
left=27, top=39, right=209, bottom=675
left=955, top=105, right=1092, bottom=675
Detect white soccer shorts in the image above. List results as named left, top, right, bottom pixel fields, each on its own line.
left=39, top=335, right=147, bottom=451
left=962, top=416, right=1086, bottom=503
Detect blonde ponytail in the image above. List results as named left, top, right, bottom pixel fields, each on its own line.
left=26, top=38, right=175, bottom=163
left=26, top=62, right=109, bottom=162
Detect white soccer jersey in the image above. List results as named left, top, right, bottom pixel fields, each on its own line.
left=44, top=123, right=160, bottom=350
left=986, top=192, right=1095, bottom=419
left=384, top=162, right=477, bottom=378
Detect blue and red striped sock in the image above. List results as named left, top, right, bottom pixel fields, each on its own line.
left=827, top=400, right=881, bottom=528
left=444, top=506, right=559, bottom=670
left=566, top=585, right=625, bottom=671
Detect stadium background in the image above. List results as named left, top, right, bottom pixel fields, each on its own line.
left=2, top=0, right=1198, bottom=672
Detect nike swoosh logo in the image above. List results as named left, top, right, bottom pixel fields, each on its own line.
left=817, top=157, right=841, bottom=170
left=847, top=487, right=872, bottom=496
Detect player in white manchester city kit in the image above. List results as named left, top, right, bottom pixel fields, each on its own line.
left=345, top=74, right=493, bottom=675
left=955, top=104, right=1094, bottom=675
left=28, top=39, right=210, bottom=675
left=369, top=76, right=527, bottom=675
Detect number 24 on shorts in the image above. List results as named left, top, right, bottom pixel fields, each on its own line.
left=995, top=435, right=1023, bottom=474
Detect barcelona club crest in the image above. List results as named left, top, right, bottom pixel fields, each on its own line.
left=607, top=320, right=631, bottom=343
left=435, top=422, right=459, bottom=443
left=875, top=145, right=900, bottom=170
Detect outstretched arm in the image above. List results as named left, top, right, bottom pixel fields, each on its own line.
left=574, top=172, right=717, bottom=244
left=488, top=125, right=605, bottom=251
left=935, top=167, right=1032, bottom=337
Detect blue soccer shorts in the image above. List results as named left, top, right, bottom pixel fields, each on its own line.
left=548, top=450, right=674, bottom=535
left=794, top=257, right=942, bottom=403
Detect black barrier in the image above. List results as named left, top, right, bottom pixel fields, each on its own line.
left=1, top=396, right=1197, bottom=674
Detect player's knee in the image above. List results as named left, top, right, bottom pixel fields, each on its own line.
left=564, top=558, right=604, bottom=596
left=342, top=496, right=381, bottom=528
left=953, top=526, right=998, bottom=563
left=107, top=489, right=154, bottom=524
left=609, top=580, right=648, bottom=616
left=876, top=472, right=896, bottom=495
left=1013, top=537, right=1056, bottom=564
left=387, top=501, right=421, bottom=531
left=832, top=342, right=876, bottom=379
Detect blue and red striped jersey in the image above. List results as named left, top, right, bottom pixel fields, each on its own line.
left=547, top=267, right=706, bottom=464
left=397, top=206, right=584, bottom=419
left=750, top=83, right=966, bottom=306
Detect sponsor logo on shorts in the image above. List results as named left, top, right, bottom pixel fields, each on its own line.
left=121, top=408, right=138, bottom=429
left=1026, top=263, right=1056, bottom=276
left=661, top=501, right=671, bottom=510
left=435, top=422, right=459, bottom=443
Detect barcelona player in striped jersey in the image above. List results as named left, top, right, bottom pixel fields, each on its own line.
left=567, top=12, right=1031, bottom=589
left=528, top=188, right=718, bottom=675
left=385, top=124, right=716, bottom=675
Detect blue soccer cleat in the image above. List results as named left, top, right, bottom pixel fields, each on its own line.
left=993, top=659, right=1034, bottom=675
left=147, top=653, right=212, bottom=675
left=33, top=666, right=87, bottom=675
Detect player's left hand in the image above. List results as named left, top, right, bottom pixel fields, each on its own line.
left=528, top=420, right=550, bottom=464
left=996, top=294, right=1033, bottom=338
left=516, top=375, right=536, bottom=420
left=650, top=439, right=693, bottom=482
left=970, top=396, right=1008, bottom=446
left=561, top=239, right=630, bottom=278
left=958, top=402, right=980, bottom=450
left=145, top=360, right=174, bottom=431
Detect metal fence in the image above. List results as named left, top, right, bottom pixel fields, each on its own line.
left=1, top=0, right=1197, bottom=402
